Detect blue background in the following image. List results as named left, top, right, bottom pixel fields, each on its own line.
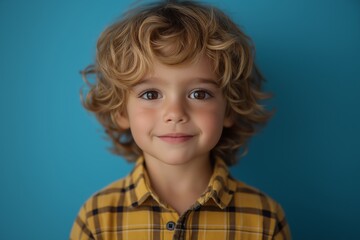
left=0, top=0, right=359, bottom=239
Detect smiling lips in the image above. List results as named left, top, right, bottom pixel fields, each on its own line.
left=157, top=133, right=194, bottom=143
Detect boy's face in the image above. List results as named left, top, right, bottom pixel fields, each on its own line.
left=117, top=56, right=233, bottom=166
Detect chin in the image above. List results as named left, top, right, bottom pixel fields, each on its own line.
left=155, top=153, right=209, bottom=166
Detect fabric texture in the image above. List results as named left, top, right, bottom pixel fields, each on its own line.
left=70, top=158, right=291, bottom=240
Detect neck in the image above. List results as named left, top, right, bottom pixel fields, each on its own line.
left=144, top=155, right=213, bottom=215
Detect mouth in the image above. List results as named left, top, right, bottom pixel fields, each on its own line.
left=157, top=133, right=194, bottom=143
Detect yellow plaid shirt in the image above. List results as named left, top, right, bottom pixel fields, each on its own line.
left=70, top=158, right=291, bottom=240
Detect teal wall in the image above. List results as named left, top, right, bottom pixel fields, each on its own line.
left=0, top=0, right=359, bottom=239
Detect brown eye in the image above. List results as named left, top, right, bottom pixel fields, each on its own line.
left=140, top=91, right=160, bottom=100
left=189, top=90, right=212, bottom=99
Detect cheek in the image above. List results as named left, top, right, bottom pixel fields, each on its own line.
left=193, top=105, right=226, bottom=136
left=127, top=113, right=150, bottom=149
left=201, top=115, right=224, bottom=135
left=127, top=107, right=157, bottom=135
left=196, top=114, right=224, bottom=150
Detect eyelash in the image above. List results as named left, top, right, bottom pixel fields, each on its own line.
left=188, top=89, right=213, bottom=99
left=139, top=90, right=161, bottom=100
left=138, top=89, right=213, bottom=100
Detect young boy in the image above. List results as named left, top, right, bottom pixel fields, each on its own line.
left=71, top=1, right=291, bottom=239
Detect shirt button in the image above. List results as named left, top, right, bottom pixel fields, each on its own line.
left=166, top=221, right=176, bottom=231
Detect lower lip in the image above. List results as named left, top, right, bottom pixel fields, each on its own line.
left=158, top=136, right=193, bottom=144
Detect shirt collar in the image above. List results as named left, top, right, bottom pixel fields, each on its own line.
left=199, top=157, right=237, bottom=209
left=128, top=157, right=236, bottom=210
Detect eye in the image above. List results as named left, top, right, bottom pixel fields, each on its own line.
left=139, top=90, right=161, bottom=100
left=189, top=90, right=212, bottom=100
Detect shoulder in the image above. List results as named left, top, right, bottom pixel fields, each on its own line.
left=83, top=175, right=134, bottom=209
left=70, top=176, right=132, bottom=239
left=76, top=159, right=149, bottom=221
left=228, top=179, right=291, bottom=238
left=232, top=180, right=281, bottom=211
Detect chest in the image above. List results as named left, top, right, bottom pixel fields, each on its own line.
left=90, top=204, right=276, bottom=240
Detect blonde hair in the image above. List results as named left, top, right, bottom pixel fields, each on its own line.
left=82, top=0, right=271, bottom=165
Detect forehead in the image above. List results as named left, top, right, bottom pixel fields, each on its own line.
left=144, top=55, right=217, bottom=82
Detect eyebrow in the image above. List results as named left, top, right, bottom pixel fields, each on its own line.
left=131, top=77, right=219, bottom=87
left=194, top=78, right=220, bottom=86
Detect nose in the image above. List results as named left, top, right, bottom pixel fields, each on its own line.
left=163, top=98, right=189, bottom=124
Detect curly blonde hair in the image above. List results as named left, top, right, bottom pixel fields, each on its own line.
left=82, top=0, right=271, bottom=166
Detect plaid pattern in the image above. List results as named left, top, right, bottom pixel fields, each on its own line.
left=70, top=158, right=291, bottom=240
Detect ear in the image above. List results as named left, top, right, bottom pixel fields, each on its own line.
left=115, top=111, right=130, bottom=129
left=223, top=114, right=234, bottom=128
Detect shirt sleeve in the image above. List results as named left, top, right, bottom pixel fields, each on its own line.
left=272, top=203, right=291, bottom=240
left=69, top=204, right=95, bottom=240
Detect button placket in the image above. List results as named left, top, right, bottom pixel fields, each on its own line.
left=172, top=210, right=191, bottom=240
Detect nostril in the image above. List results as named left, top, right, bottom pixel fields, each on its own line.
left=165, top=115, right=185, bottom=123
